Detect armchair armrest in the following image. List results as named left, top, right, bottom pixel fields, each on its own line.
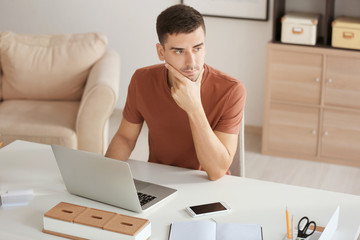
left=76, top=48, right=120, bottom=153
left=0, top=68, right=3, bottom=101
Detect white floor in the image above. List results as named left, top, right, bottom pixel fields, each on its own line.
left=109, top=109, right=360, bottom=196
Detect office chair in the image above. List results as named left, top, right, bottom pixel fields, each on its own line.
left=229, top=112, right=245, bottom=177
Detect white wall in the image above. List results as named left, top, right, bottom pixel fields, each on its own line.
left=0, top=0, right=275, bottom=127
left=204, top=16, right=273, bottom=127
left=0, top=0, right=178, bottom=114
left=0, top=0, right=179, bottom=95
left=1, top=0, right=359, bottom=127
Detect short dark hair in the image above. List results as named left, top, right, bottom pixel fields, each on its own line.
left=156, top=4, right=206, bottom=45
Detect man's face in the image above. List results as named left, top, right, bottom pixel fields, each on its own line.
left=156, top=26, right=206, bottom=82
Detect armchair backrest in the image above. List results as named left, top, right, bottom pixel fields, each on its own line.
left=0, top=31, right=107, bottom=101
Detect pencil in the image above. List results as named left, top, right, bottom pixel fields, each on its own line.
left=286, top=207, right=291, bottom=239
left=291, top=215, right=294, bottom=240
left=0, top=142, right=2, bottom=147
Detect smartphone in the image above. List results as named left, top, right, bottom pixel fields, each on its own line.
left=186, top=201, right=231, bottom=217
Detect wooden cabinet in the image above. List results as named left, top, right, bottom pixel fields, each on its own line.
left=263, top=0, right=360, bottom=166
left=262, top=43, right=360, bottom=167
left=266, top=103, right=319, bottom=157
left=321, top=109, right=360, bottom=164
left=269, top=49, right=322, bottom=104
left=325, top=56, right=360, bottom=108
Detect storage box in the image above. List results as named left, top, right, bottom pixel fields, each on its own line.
left=43, top=202, right=151, bottom=240
left=332, top=17, right=360, bottom=50
left=281, top=12, right=321, bottom=45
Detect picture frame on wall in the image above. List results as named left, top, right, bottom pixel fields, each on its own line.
left=181, top=0, right=269, bottom=21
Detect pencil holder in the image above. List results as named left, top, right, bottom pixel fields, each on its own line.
left=282, top=230, right=298, bottom=240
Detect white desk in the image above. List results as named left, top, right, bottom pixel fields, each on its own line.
left=1, top=140, right=360, bottom=240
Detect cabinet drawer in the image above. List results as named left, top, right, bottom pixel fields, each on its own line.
left=321, top=109, right=360, bottom=163
left=266, top=103, right=319, bottom=156
left=325, top=56, right=360, bottom=109
left=269, top=50, right=322, bottom=104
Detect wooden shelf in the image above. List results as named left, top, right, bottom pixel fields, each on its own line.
left=272, top=0, right=335, bottom=47
left=262, top=43, right=360, bottom=167
left=264, top=1, right=360, bottom=167
left=270, top=40, right=360, bottom=52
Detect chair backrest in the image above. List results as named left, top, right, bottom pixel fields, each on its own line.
left=0, top=31, right=107, bottom=101
left=229, top=113, right=245, bottom=177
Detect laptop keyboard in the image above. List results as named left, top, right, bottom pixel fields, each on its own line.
left=137, top=192, right=156, bottom=206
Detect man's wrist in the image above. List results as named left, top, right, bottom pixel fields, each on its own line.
left=187, top=104, right=207, bottom=124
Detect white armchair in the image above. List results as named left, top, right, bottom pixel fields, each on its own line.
left=0, top=31, right=120, bottom=154
left=76, top=49, right=120, bottom=153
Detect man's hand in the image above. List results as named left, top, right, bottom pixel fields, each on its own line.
left=165, top=63, right=238, bottom=181
left=165, top=63, right=205, bottom=114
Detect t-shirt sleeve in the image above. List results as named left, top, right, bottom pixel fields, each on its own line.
left=214, top=82, right=246, bottom=134
left=123, top=71, right=144, bottom=124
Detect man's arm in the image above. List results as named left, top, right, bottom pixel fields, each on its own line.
left=166, top=64, right=240, bottom=181
left=105, top=118, right=143, bottom=161
left=189, top=109, right=239, bottom=180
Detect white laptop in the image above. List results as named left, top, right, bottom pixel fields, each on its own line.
left=51, top=144, right=177, bottom=213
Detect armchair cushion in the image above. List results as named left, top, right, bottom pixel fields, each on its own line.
left=0, top=31, right=107, bottom=100
left=0, top=100, right=79, bottom=148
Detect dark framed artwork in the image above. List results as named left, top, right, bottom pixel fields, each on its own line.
left=181, top=0, right=269, bottom=21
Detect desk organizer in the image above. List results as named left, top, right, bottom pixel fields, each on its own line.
left=42, top=202, right=151, bottom=240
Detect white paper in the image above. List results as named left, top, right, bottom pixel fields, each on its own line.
left=169, top=220, right=216, bottom=240
left=319, top=206, right=340, bottom=240
left=354, top=223, right=360, bottom=240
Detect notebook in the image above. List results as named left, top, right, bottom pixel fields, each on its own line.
left=51, top=144, right=177, bottom=213
left=169, top=220, right=263, bottom=240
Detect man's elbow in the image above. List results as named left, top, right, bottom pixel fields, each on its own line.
left=207, top=170, right=226, bottom=181
left=206, top=158, right=233, bottom=181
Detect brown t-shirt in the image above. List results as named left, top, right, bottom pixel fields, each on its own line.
left=123, top=64, right=246, bottom=170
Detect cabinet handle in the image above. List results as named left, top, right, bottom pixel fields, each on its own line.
left=324, top=131, right=329, bottom=136
left=315, top=77, right=320, bottom=82
left=312, top=130, right=317, bottom=135
left=328, top=78, right=333, bottom=83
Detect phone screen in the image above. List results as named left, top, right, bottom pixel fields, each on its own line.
left=189, top=202, right=227, bottom=215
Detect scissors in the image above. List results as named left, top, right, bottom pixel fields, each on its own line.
left=296, top=216, right=316, bottom=239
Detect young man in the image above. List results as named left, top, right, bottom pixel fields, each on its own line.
left=106, top=4, right=246, bottom=181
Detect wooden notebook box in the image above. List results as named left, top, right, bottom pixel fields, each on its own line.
left=43, top=202, right=151, bottom=240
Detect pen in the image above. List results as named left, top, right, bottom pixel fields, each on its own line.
left=286, top=207, right=291, bottom=239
